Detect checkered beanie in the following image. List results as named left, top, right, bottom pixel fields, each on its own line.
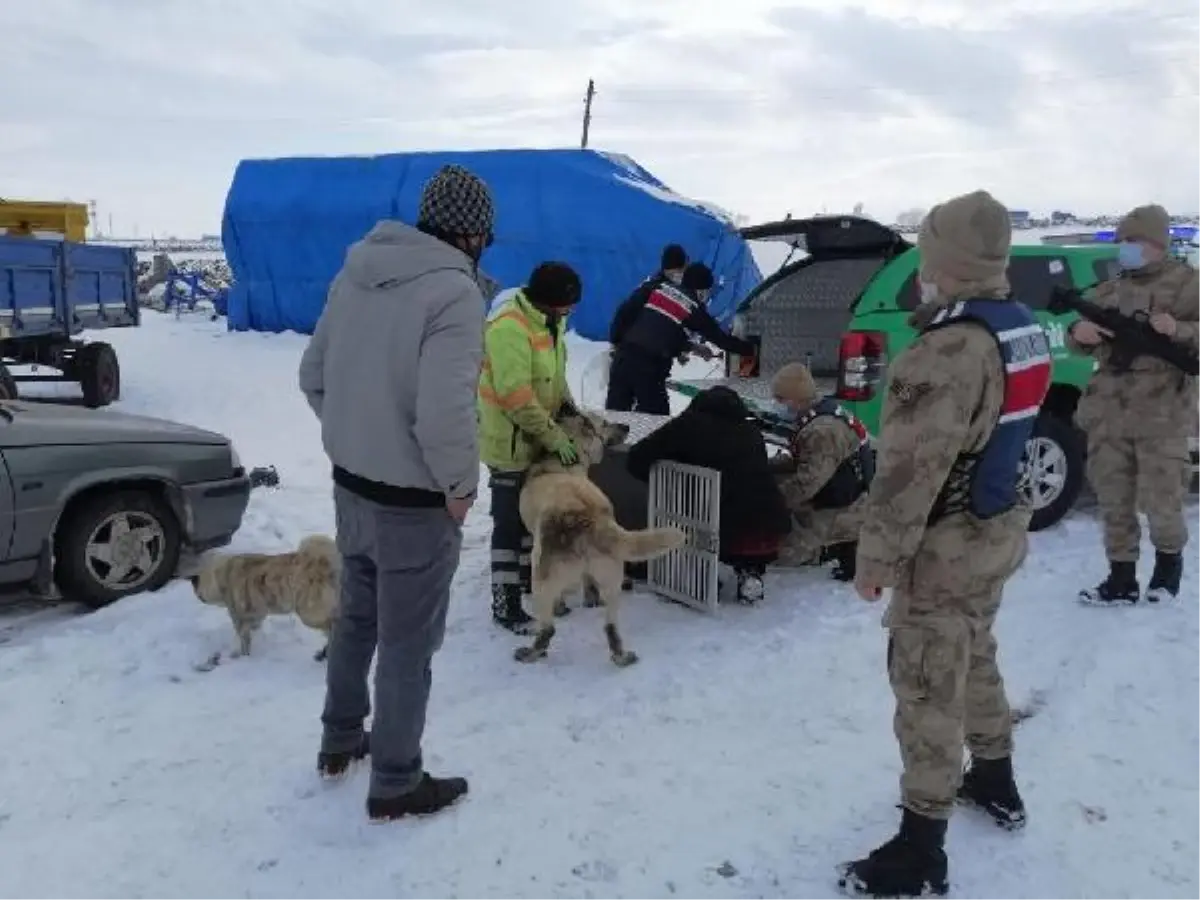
left=417, top=164, right=495, bottom=238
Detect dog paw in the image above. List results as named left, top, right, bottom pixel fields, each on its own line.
left=514, top=646, right=546, bottom=663
left=554, top=600, right=571, bottom=617
left=193, top=651, right=222, bottom=673
left=611, top=650, right=639, bottom=668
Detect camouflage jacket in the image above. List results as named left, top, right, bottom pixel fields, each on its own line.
left=778, top=415, right=861, bottom=509
left=1069, top=258, right=1199, bottom=439
left=858, top=301, right=1027, bottom=591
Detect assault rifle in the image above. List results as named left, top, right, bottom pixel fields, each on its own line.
left=1048, top=285, right=1199, bottom=376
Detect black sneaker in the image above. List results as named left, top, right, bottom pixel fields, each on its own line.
left=838, top=809, right=949, bottom=898
left=491, top=584, right=535, bottom=634
left=367, top=773, right=469, bottom=821
left=317, top=731, right=370, bottom=780
left=1145, top=551, right=1183, bottom=604
left=1079, top=561, right=1139, bottom=606
left=957, top=755, right=1026, bottom=830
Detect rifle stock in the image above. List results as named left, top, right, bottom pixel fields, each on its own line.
left=1048, top=286, right=1199, bottom=376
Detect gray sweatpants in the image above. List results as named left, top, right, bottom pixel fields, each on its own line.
left=321, top=485, right=462, bottom=799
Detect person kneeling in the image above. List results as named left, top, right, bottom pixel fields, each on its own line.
left=767, top=363, right=873, bottom=581
left=625, top=386, right=791, bottom=603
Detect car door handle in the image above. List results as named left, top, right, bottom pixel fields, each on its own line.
left=20, top=481, right=43, bottom=491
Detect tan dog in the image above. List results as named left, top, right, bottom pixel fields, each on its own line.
left=189, top=535, right=340, bottom=662
left=514, top=409, right=686, bottom=667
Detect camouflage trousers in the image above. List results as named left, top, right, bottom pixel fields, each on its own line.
left=1086, top=435, right=1191, bottom=561
left=775, top=495, right=868, bottom=567
left=884, top=509, right=1028, bottom=820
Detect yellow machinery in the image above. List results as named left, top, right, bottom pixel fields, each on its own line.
left=0, top=199, right=89, bottom=242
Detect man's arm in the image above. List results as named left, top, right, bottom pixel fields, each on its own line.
left=781, top=419, right=857, bottom=507
left=625, top=416, right=690, bottom=482
left=485, top=319, right=569, bottom=450
left=1169, top=267, right=1200, bottom=351
left=683, top=305, right=756, bottom=356
left=609, top=281, right=654, bottom=345
left=856, top=331, right=983, bottom=588
left=414, top=281, right=485, bottom=500
left=297, top=289, right=335, bottom=418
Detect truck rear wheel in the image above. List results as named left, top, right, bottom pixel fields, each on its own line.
left=1021, top=413, right=1085, bottom=532
left=77, top=342, right=121, bottom=408
left=0, top=363, right=16, bottom=400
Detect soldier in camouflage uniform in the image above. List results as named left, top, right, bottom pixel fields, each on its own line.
left=838, top=191, right=1052, bottom=899
left=1068, top=204, right=1198, bottom=606
left=768, top=363, right=872, bottom=580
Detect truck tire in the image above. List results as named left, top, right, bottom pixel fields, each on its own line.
left=0, top=363, right=16, bottom=400
left=77, top=342, right=121, bottom=408
left=1022, top=413, right=1086, bottom=532
left=55, top=489, right=182, bottom=609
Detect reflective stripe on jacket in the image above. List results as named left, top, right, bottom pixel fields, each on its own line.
left=478, top=290, right=570, bottom=470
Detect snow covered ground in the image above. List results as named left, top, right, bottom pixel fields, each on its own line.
left=0, top=312, right=1196, bottom=899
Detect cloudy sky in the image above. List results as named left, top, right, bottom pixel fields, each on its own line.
left=2, top=0, right=1196, bottom=236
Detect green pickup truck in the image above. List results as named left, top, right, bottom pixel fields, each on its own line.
left=670, top=215, right=1197, bottom=531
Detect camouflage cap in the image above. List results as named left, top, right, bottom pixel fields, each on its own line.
left=918, top=189, right=1012, bottom=284
left=1116, top=204, right=1170, bottom=249
left=771, top=362, right=817, bottom=406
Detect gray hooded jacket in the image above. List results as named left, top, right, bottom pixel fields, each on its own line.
left=298, top=220, right=484, bottom=500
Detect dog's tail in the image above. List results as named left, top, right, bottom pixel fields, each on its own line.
left=596, top=520, right=687, bottom=562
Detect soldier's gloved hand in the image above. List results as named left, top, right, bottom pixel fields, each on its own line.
left=550, top=434, right=579, bottom=466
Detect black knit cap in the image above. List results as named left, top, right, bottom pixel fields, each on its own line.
left=661, top=243, right=688, bottom=271
left=417, top=164, right=495, bottom=238
left=525, top=261, right=582, bottom=309
left=681, top=262, right=714, bottom=292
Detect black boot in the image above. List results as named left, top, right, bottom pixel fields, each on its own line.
left=491, top=584, right=534, bottom=634
left=957, top=755, right=1026, bottom=830
left=838, top=808, right=949, bottom=898
left=317, top=731, right=370, bottom=780
left=1078, top=560, right=1139, bottom=606
left=366, top=772, right=468, bottom=821
left=1145, top=551, right=1183, bottom=604
left=829, top=541, right=858, bottom=582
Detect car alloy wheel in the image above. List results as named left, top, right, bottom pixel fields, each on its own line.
left=1019, top=436, right=1068, bottom=510
left=84, top=510, right=167, bottom=591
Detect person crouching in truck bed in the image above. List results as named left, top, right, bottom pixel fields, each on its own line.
left=767, top=362, right=874, bottom=581
left=605, top=262, right=757, bottom=415
left=624, top=386, right=792, bottom=604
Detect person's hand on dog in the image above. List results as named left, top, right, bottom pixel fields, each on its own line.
left=551, top=435, right=580, bottom=466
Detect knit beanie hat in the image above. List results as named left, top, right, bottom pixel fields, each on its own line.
left=682, top=262, right=714, bottom=292
left=1116, top=204, right=1170, bottom=249
left=417, top=164, right=495, bottom=238
left=771, top=362, right=817, bottom=407
left=661, top=243, right=688, bottom=271
left=918, top=190, right=1012, bottom=284
left=525, top=261, right=582, bottom=310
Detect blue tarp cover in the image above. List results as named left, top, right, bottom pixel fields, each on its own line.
left=221, top=148, right=762, bottom=340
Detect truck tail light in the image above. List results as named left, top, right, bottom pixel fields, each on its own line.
left=836, top=330, right=887, bottom=401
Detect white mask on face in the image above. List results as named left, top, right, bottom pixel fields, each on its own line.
left=666, top=270, right=683, bottom=285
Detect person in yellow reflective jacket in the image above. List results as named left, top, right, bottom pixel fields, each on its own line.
left=478, top=262, right=583, bottom=632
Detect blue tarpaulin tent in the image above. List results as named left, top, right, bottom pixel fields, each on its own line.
left=221, top=148, right=762, bottom=340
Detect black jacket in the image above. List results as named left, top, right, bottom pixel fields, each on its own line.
left=609, top=272, right=665, bottom=346
left=626, top=387, right=792, bottom=547
left=620, top=282, right=755, bottom=361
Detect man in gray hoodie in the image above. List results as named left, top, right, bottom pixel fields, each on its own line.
left=298, top=163, right=493, bottom=822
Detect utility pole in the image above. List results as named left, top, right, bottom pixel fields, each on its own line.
left=581, top=79, right=595, bottom=149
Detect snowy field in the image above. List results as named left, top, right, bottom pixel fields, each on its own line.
left=0, top=312, right=1197, bottom=899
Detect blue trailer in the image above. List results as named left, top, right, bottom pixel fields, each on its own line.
left=0, top=235, right=138, bottom=407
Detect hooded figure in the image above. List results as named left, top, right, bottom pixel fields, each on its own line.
left=1066, top=203, right=1198, bottom=606
left=298, top=162, right=495, bottom=823
left=839, top=190, right=1052, bottom=898
left=625, top=385, right=791, bottom=603
left=478, top=260, right=584, bottom=634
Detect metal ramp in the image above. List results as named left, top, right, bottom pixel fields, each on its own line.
left=646, top=460, right=721, bottom=613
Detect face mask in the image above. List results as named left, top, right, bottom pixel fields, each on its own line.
left=919, top=280, right=940, bottom=304
left=1117, top=241, right=1146, bottom=270
left=666, top=270, right=683, bottom=285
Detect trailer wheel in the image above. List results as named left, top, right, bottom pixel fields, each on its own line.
left=0, top=363, right=16, bottom=401
left=77, top=342, right=121, bottom=408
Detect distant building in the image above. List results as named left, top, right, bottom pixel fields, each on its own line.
left=1050, top=210, right=1075, bottom=226
left=1009, top=209, right=1032, bottom=229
